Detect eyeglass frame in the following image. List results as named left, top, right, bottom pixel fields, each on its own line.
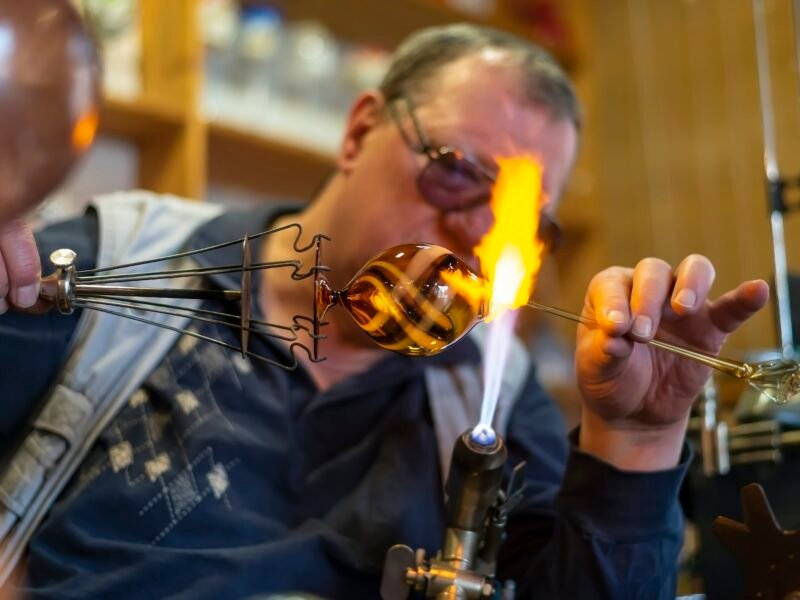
left=385, top=92, right=564, bottom=252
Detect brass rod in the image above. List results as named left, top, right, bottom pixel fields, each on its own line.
left=75, top=297, right=300, bottom=342
left=74, top=301, right=301, bottom=370
left=101, top=295, right=293, bottom=331
left=75, top=284, right=241, bottom=301
left=76, top=260, right=302, bottom=284
left=526, top=300, right=752, bottom=379
left=75, top=222, right=314, bottom=275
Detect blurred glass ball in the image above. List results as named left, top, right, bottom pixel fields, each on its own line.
left=0, top=0, right=100, bottom=222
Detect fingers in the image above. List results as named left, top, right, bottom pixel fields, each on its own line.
left=585, top=253, right=761, bottom=347
left=627, top=254, right=715, bottom=343
left=583, top=266, right=636, bottom=365
left=586, top=266, right=633, bottom=336
left=586, top=254, right=716, bottom=344
left=0, top=219, right=41, bottom=313
left=671, top=254, right=715, bottom=316
left=708, top=279, right=770, bottom=334
left=629, top=258, right=673, bottom=341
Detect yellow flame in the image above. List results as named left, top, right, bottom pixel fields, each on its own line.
left=439, top=266, right=487, bottom=317
left=475, top=156, right=547, bottom=321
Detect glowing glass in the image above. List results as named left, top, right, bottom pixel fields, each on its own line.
left=317, top=242, right=800, bottom=405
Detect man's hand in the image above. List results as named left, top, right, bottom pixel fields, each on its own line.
left=575, top=255, right=769, bottom=471
left=0, top=218, right=43, bottom=314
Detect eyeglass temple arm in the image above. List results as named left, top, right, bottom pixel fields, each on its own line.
left=388, top=94, right=433, bottom=155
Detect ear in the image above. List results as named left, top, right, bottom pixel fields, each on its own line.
left=338, top=91, right=385, bottom=174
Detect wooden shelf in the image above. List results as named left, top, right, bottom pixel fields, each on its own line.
left=99, top=96, right=185, bottom=141
left=97, top=0, right=576, bottom=201
left=98, top=95, right=336, bottom=199
left=207, top=121, right=336, bottom=199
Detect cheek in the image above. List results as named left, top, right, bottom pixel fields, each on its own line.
left=349, top=161, right=436, bottom=239
left=335, top=138, right=472, bottom=269
left=357, top=136, right=423, bottom=205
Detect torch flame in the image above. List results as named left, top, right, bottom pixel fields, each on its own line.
left=468, top=156, right=549, bottom=442
left=476, top=156, right=547, bottom=320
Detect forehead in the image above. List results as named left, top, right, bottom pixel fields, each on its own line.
left=412, top=53, right=577, bottom=195
left=415, top=54, right=564, bottom=152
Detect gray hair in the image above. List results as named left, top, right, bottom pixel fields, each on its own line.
left=379, top=23, right=581, bottom=130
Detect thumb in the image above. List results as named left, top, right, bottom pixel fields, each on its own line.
left=0, top=218, right=41, bottom=311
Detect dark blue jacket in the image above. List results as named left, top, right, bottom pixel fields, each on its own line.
left=0, top=207, right=689, bottom=599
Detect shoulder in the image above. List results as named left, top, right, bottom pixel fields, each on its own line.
left=91, top=191, right=225, bottom=239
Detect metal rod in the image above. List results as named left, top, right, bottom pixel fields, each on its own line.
left=76, top=297, right=301, bottom=342
left=754, top=0, right=780, bottom=181
left=76, top=260, right=302, bottom=284
left=241, top=234, right=252, bottom=357
left=75, top=222, right=313, bottom=275
left=730, top=449, right=781, bottom=465
left=74, top=301, right=302, bottom=370
left=769, top=211, right=794, bottom=357
left=753, top=0, right=796, bottom=357
left=75, top=284, right=241, bottom=301
left=312, top=235, right=324, bottom=361
left=93, top=295, right=294, bottom=333
left=526, top=300, right=752, bottom=378
left=77, top=265, right=246, bottom=284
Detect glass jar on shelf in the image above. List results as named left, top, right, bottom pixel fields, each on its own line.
left=79, top=0, right=140, bottom=99
left=203, top=2, right=286, bottom=127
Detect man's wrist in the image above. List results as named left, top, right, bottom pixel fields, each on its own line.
left=578, top=410, right=689, bottom=472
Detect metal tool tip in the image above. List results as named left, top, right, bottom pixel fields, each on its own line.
left=50, top=248, right=77, bottom=267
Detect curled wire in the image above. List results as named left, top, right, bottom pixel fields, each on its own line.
left=57, top=222, right=330, bottom=370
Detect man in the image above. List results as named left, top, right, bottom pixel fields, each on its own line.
left=0, top=24, right=768, bottom=598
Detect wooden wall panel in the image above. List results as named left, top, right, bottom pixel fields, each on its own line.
left=563, top=0, right=800, bottom=356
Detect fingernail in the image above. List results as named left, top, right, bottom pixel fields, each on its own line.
left=633, top=315, right=653, bottom=338
left=13, top=284, right=38, bottom=308
left=675, top=289, right=697, bottom=309
left=607, top=309, right=627, bottom=324
left=0, top=298, right=7, bottom=314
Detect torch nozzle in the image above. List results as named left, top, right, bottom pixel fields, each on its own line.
left=470, top=424, right=497, bottom=447
left=445, top=430, right=507, bottom=534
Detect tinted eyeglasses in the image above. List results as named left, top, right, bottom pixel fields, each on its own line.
left=387, top=94, right=563, bottom=252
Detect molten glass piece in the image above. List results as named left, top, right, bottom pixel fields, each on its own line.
left=746, top=359, right=800, bottom=405
left=317, top=243, right=487, bottom=356
left=317, top=242, right=800, bottom=405
left=0, top=0, right=100, bottom=221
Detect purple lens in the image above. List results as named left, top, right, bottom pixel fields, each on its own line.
left=538, top=213, right=563, bottom=252
left=418, top=151, right=492, bottom=212
left=417, top=148, right=563, bottom=253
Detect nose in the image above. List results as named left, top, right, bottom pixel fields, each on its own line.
left=441, top=203, right=494, bottom=256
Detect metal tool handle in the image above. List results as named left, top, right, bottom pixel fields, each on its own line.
left=526, top=300, right=752, bottom=379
